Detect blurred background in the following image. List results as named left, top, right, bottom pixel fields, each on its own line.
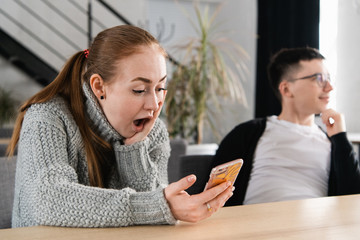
left=0, top=0, right=359, bottom=145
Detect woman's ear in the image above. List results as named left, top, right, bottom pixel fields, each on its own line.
left=278, top=81, right=293, bottom=99
left=89, top=74, right=106, bottom=100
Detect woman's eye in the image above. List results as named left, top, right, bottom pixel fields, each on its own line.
left=132, top=89, right=146, bottom=94
left=157, top=88, right=167, bottom=92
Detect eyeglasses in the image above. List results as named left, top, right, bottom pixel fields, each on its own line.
left=290, top=73, right=331, bottom=89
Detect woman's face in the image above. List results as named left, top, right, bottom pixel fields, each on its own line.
left=98, top=45, right=167, bottom=138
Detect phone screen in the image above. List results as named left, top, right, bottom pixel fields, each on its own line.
left=204, top=159, right=243, bottom=191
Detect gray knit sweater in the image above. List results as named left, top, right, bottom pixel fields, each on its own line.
left=12, top=83, right=177, bottom=227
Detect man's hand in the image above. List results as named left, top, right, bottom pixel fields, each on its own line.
left=321, top=108, right=346, bottom=137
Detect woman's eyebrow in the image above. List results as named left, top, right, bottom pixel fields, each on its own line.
left=131, top=75, right=167, bottom=83
left=159, top=75, right=167, bottom=82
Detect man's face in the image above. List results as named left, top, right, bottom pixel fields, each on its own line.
left=285, top=59, right=333, bottom=115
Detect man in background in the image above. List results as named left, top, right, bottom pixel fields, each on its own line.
left=211, top=47, right=360, bottom=206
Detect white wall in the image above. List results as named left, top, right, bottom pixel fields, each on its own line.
left=0, top=0, right=257, bottom=142
left=146, top=0, right=257, bottom=143
left=215, top=0, right=257, bottom=141
left=336, top=1, right=360, bottom=133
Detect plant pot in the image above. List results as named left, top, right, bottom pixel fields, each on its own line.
left=186, top=143, right=218, bottom=155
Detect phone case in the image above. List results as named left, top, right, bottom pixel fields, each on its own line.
left=204, top=159, right=243, bottom=191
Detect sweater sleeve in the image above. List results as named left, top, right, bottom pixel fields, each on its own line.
left=330, top=132, right=360, bottom=195
left=12, top=108, right=176, bottom=228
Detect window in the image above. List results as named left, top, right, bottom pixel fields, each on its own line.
left=319, top=0, right=338, bottom=109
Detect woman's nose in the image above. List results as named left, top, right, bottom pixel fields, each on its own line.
left=144, top=92, right=159, bottom=111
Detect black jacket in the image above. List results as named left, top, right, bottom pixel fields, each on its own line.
left=211, top=118, right=360, bottom=206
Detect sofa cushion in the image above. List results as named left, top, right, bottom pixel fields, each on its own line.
left=0, top=156, right=17, bottom=229
left=168, top=139, right=187, bottom=183
left=178, top=154, right=214, bottom=195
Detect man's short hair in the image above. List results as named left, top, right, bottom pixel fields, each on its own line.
left=267, top=47, right=325, bottom=101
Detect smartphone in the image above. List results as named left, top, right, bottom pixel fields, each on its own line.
left=203, top=159, right=243, bottom=191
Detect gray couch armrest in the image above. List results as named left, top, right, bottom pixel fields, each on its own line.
left=0, top=156, right=17, bottom=229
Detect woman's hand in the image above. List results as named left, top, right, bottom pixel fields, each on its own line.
left=164, top=175, right=234, bottom=223
left=124, top=92, right=166, bottom=145
left=321, top=108, right=346, bottom=137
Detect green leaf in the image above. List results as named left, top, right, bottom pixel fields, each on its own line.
left=166, top=2, right=249, bottom=144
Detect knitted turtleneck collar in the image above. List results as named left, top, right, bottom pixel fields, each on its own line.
left=82, top=82, right=124, bottom=144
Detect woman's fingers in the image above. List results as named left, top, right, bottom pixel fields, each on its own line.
left=165, top=175, right=197, bottom=196
left=164, top=177, right=234, bottom=223
left=197, top=181, right=232, bottom=202
left=200, top=183, right=234, bottom=213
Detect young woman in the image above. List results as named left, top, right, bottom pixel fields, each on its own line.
left=8, top=25, right=233, bottom=228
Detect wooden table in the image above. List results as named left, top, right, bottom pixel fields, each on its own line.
left=1, top=194, right=360, bottom=240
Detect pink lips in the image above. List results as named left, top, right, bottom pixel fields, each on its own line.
left=319, top=95, right=329, bottom=103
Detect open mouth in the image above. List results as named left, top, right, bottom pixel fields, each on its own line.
left=134, top=118, right=146, bottom=127
left=132, top=118, right=150, bottom=132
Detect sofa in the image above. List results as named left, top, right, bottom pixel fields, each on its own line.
left=0, top=156, right=16, bottom=229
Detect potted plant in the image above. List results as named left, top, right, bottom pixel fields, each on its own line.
left=165, top=3, right=248, bottom=145
left=0, top=87, right=17, bottom=130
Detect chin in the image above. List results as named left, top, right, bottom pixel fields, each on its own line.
left=122, top=131, right=136, bottom=139
left=316, top=106, right=327, bottom=114
left=113, top=128, right=130, bottom=138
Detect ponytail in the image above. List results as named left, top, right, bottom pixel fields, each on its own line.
left=7, top=25, right=166, bottom=188
left=7, top=50, right=111, bottom=187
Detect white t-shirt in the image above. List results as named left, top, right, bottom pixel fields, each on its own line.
left=243, top=116, right=331, bottom=205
